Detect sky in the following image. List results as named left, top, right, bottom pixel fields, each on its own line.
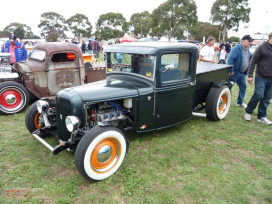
left=0, top=0, right=271, bottom=40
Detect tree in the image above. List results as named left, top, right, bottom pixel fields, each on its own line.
left=151, top=0, right=197, bottom=41
left=0, top=30, right=11, bottom=38
left=66, top=13, right=92, bottom=41
left=210, top=0, right=251, bottom=41
left=38, top=12, right=68, bottom=42
left=188, top=21, right=220, bottom=41
left=95, top=12, right=127, bottom=40
left=128, top=11, right=151, bottom=38
left=24, top=31, right=41, bottom=39
left=228, top=36, right=240, bottom=42
left=2, top=23, right=33, bottom=40
left=149, top=23, right=165, bottom=40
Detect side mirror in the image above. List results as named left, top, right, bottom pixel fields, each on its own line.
left=160, top=65, right=175, bottom=73
left=165, top=65, right=175, bottom=70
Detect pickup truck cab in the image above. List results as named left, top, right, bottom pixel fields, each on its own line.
left=0, top=42, right=105, bottom=115
left=25, top=42, right=232, bottom=182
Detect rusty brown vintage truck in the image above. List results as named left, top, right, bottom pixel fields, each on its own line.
left=0, top=42, right=106, bottom=115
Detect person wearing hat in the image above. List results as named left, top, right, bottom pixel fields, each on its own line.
left=228, top=35, right=253, bottom=108
left=244, top=32, right=272, bottom=124
left=1, top=33, right=27, bottom=65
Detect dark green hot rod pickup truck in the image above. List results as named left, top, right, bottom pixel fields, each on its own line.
left=25, top=42, right=233, bottom=182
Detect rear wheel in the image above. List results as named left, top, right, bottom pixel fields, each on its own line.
left=0, top=81, right=30, bottom=115
left=75, top=126, right=127, bottom=182
left=206, top=85, right=231, bottom=121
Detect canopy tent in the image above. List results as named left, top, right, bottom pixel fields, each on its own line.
left=119, top=36, right=138, bottom=42
left=86, top=37, right=94, bottom=41
left=136, top=38, right=156, bottom=42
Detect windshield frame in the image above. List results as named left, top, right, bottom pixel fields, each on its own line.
left=29, top=49, right=46, bottom=61
left=106, top=52, right=156, bottom=81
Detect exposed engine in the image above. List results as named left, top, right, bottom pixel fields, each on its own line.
left=0, top=53, right=20, bottom=82
left=96, top=102, right=126, bottom=122
left=86, top=99, right=133, bottom=128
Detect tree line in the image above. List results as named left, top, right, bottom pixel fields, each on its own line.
left=0, top=0, right=250, bottom=42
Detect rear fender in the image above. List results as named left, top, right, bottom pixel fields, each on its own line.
left=211, top=81, right=233, bottom=89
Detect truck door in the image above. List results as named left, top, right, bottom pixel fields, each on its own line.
left=47, top=52, right=81, bottom=96
left=156, top=53, right=195, bottom=129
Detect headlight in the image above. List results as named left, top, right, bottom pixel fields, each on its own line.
left=65, top=116, right=80, bottom=132
left=36, top=100, right=49, bottom=113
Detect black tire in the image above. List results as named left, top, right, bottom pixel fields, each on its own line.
left=206, top=85, right=231, bottom=121
left=25, top=102, right=41, bottom=134
left=75, top=126, right=128, bottom=182
left=0, top=81, right=30, bottom=115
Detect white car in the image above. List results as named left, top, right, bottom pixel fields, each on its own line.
left=249, top=46, right=258, bottom=55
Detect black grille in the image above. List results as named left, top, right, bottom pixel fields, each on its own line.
left=56, top=98, right=72, bottom=141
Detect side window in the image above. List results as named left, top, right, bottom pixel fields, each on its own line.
left=51, top=52, right=76, bottom=63
left=161, top=53, right=189, bottom=83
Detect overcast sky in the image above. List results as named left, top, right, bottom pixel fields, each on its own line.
left=1, top=0, right=271, bottom=39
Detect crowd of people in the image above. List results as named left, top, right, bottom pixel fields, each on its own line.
left=65, top=37, right=104, bottom=58
left=199, top=33, right=272, bottom=125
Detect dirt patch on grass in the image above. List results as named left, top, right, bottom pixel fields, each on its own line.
left=237, top=148, right=259, bottom=158
left=135, top=144, right=151, bottom=151
left=214, top=140, right=229, bottom=145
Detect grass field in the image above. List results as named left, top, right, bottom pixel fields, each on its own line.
left=0, top=79, right=271, bottom=203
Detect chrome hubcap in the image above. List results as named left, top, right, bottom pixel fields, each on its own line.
left=97, top=145, right=112, bottom=163
left=5, top=94, right=16, bottom=105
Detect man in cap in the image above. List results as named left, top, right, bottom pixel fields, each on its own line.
left=1, top=33, right=27, bottom=65
left=244, top=32, right=272, bottom=124
left=228, top=35, right=253, bottom=108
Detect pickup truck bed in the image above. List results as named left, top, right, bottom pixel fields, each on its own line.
left=194, top=63, right=232, bottom=107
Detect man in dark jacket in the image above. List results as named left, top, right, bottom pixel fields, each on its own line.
left=244, top=32, right=272, bottom=124
left=87, top=40, right=92, bottom=54
left=228, top=35, right=253, bottom=108
left=225, top=40, right=232, bottom=60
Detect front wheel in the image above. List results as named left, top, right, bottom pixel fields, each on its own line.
left=25, top=102, right=41, bottom=134
left=0, top=81, right=30, bottom=115
left=75, top=126, right=128, bottom=182
left=206, top=85, right=231, bottom=121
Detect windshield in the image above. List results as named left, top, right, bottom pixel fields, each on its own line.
left=29, top=49, right=46, bottom=61
left=106, top=53, right=156, bottom=79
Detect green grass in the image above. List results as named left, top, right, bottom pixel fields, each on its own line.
left=0, top=84, right=272, bottom=204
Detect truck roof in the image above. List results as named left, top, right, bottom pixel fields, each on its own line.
left=104, top=42, right=198, bottom=55
left=33, top=42, right=82, bottom=54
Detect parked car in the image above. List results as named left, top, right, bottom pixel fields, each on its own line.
left=0, top=42, right=105, bottom=115
left=249, top=45, right=258, bottom=55
left=25, top=42, right=233, bottom=182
